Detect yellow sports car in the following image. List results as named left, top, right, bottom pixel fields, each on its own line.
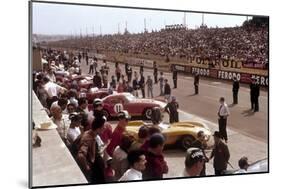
left=126, top=120, right=212, bottom=150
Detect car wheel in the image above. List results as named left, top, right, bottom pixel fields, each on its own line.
left=181, top=135, right=195, bottom=150
left=143, top=108, right=152, bottom=120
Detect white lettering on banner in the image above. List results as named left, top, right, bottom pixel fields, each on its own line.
left=174, top=65, right=185, bottom=71
left=126, top=58, right=153, bottom=68
left=191, top=67, right=209, bottom=76
left=218, top=71, right=241, bottom=81
left=251, top=75, right=268, bottom=86
left=114, top=103, right=124, bottom=113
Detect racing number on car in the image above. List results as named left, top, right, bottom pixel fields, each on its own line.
left=114, top=103, right=123, bottom=113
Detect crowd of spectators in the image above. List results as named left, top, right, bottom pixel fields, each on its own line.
left=49, top=24, right=268, bottom=67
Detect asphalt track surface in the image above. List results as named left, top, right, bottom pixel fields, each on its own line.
left=79, top=58, right=268, bottom=143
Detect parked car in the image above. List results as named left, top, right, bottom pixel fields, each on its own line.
left=101, top=93, right=166, bottom=120
left=126, top=120, right=212, bottom=150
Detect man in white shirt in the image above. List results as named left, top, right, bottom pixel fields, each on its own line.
left=119, top=150, right=146, bottom=181
left=217, top=97, right=230, bottom=143
left=43, top=77, right=66, bottom=108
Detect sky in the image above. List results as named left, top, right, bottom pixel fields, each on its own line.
left=32, top=2, right=251, bottom=35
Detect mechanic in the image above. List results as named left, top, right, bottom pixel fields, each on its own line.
left=232, top=76, right=240, bottom=104
left=183, top=147, right=206, bottom=177
left=217, top=97, right=230, bottom=143
left=106, top=110, right=131, bottom=157
left=209, top=131, right=230, bottom=175
left=165, top=96, right=179, bottom=124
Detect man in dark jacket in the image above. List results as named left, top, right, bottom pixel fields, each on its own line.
left=143, top=133, right=168, bottom=180
left=232, top=76, right=240, bottom=104
left=253, top=80, right=260, bottom=112
left=164, top=79, right=171, bottom=102
left=139, top=72, right=145, bottom=98
left=194, top=72, right=200, bottom=94
left=209, top=131, right=230, bottom=175
left=153, top=62, right=158, bottom=84
left=93, top=72, right=102, bottom=89
left=172, top=68, right=178, bottom=89
left=164, top=96, right=179, bottom=124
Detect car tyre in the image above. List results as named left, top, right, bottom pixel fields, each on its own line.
left=180, top=135, right=195, bottom=150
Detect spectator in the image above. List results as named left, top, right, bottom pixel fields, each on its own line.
left=165, top=96, right=179, bottom=123
left=112, top=133, right=135, bottom=180
left=183, top=147, right=206, bottom=177
left=119, top=149, right=147, bottom=181
left=106, top=110, right=131, bottom=157
left=67, top=112, right=82, bottom=145
left=143, top=133, right=168, bottom=180
left=235, top=156, right=249, bottom=173
left=76, top=116, right=106, bottom=183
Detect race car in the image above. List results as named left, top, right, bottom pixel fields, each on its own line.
left=126, top=120, right=212, bottom=150
left=61, top=74, right=93, bottom=90
left=86, top=88, right=116, bottom=110
left=101, top=93, right=166, bottom=120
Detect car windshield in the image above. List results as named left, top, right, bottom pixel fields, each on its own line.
left=158, top=122, right=170, bottom=130
left=124, top=93, right=136, bottom=102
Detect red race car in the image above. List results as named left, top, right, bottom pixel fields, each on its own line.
left=86, top=88, right=116, bottom=110
left=101, top=93, right=166, bottom=120
left=60, top=74, right=93, bottom=91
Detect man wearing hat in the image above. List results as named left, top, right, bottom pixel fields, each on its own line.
left=106, top=110, right=131, bottom=157
left=76, top=116, right=106, bottom=183
left=92, top=98, right=113, bottom=146
left=67, top=112, right=82, bottom=145
left=164, top=96, right=179, bottom=124
left=209, top=131, right=230, bottom=175
left=183, top=147, right=206, bottom=177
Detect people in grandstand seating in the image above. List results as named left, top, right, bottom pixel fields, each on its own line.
left=232, top=76, right=240, bottom=104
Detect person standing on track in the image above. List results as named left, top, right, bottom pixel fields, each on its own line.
left=153, top=62, right=158, bottom=84
left=164, top=96, right=179, bottom=124
left=209, top=131, right=230, bottom=176
left=139, top=72, right=145, bottom=98
left=127, top=65, right=132, bottom=82
left=158, top=72, right=164, bottom=96
left=253, top=79, right=260, bottom=112
left=232, top=76, right=240, bottom=104
left=194, top=72, right=200, bottom=95
left=146, top=75, right=153, bottom=98
left=164, top=79, right=171, bottom=102
left=172, top=67, right=178, bottom=89
left=217, top=97, right=230, bottom=143
left=115, top=63, right=122, bottom=82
